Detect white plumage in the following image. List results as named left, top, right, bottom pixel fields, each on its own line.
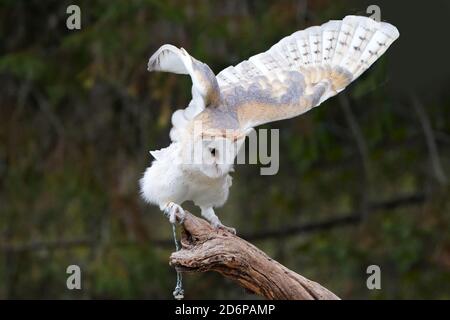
left=217, top=15, right=399, bottom=94
left=140, top=16, right=399, bottom=232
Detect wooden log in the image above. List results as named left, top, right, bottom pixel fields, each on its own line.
left=169, top=211, right=340, bottom=300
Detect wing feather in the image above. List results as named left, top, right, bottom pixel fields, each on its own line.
left=148, top=45, right=221, bottom=141
left=215, top=15, right=399, bottom=130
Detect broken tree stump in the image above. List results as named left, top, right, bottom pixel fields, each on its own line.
left=169, top=211, right=340, bottom=300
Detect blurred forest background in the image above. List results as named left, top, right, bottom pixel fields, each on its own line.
left=1, top=0, right=449, bottom=299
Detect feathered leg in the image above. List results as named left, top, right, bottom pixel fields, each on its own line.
left=201, top=207, right=236, bottom=234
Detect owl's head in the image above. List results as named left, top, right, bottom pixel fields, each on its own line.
left=180, top=128, right=247, bottom=178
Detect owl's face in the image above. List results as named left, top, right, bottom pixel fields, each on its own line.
left=183, top=135, right=245, bottom=178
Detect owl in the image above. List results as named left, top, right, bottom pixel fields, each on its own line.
left=140, top=15, right=399, bottom=233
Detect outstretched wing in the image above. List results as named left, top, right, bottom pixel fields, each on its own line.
left=216, top=15, right=399, bottom=130
left=148, top=45, right=221, bottom=141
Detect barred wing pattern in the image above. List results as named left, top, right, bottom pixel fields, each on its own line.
left=216, top=15, right=399, bottom=129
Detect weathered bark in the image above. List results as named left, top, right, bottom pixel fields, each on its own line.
left=169, top=211, right=340, bottom=300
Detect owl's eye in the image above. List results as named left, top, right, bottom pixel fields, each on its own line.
left=209, top=148, right=217, bottom=156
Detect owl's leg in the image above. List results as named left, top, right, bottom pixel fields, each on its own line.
left=161, top=202, right=186, bottom=224
left=201, top=207, right=236, bottom=234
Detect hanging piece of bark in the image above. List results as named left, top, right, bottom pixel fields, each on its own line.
left=169, top=211, right=340, bottom=300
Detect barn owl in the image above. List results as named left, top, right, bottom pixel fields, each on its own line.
left=140, top=15, right=399, bottom=233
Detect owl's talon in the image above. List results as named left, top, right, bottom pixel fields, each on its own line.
left=214, top=222, right=236, bottom=235
left=163, top=202, right=185, bottom=224
left=178, top=213, right=186, bottom=224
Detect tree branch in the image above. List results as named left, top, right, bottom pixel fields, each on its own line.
left=170, top=211, right=339, bottom=300
left=411, top=94, right=448, bottom=185
left=339, top=93, right=371, bottom=219
left=241, top=192, right=425, bottom=241
left=0, top=192, right=426, bottom=253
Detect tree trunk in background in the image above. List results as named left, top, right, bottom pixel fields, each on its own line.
left=169, top=211, right=339, bottom=300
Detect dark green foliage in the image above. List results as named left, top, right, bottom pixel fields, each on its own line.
left=0, top=0, right=449, bottom=299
